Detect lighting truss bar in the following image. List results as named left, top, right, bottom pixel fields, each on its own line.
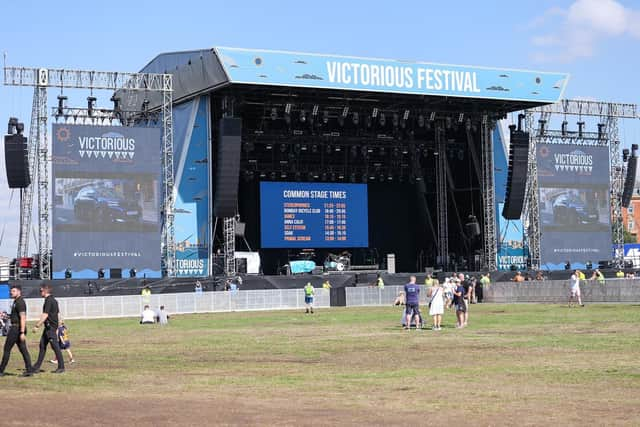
left=530, top=99, right=638, bottom=119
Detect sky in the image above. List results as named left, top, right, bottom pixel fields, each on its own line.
left=0, top=0, right=639, bottom=258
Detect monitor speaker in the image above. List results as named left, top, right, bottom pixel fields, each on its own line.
left=502, top=130, right=530, bottom=219
left=213, top=117, right=242, bottom=218
left=235, top=257, right=247, bottom=274
left=4, top=134, right=30, bottom=188
left=110, top=268, right=122, bottom=279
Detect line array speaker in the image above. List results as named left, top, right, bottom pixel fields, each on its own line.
left=4, top=134, right=30, bottom=188
left=502, top=130, right=530, bottom=220
left=622, top=156, right=637, bottom=208
left=213, top=117, right=242, bottom=218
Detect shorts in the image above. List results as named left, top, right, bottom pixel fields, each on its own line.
left=59, top=341, right=71, bottom=350
left=456, top=303, right=467, bottom=312
left=405, top=303, right=420, bottom=317
left=571, top=288, right=581, bottom=297
left=305, top=296, right=314, bottom=304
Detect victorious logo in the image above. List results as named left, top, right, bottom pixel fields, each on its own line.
left=70, top=129, right=137, bottom=160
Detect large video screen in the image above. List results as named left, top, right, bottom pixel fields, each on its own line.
left=537, top=143, right=612, bottom=267
left=260, top=182, right=368, bottom=248
left=52, top=124, right=162, bottom=278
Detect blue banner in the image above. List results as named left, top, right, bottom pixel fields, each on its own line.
left=216, top=47, right=568, bottom=103
left=52, top=124, right=162, bottom=278
left=260, top=182, right=368, bottom=248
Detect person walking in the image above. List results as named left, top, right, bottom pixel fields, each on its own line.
left=0, top=284, right=34, bottom=377
left=568, top=270, right=584, bottom=307
left=49, top=319, right=75, bottom=366
left=31, top=284, right=65, bottom=374
left=304, top=282, right=315, bottom=314
left=427, top=278, right=444, bottom=330
left=404, top=276, right=422, bottom=330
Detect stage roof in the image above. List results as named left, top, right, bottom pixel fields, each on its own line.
left=128, top=47, right=569, bottom=111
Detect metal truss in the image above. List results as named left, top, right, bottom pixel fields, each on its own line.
left=223, top=217, right=236, bottom=276
left=525, top=99, right=638, bottom=269
left=4, top=66, right=174, bottom=278
left=481, top=118, right=497, bottom=270
left=435, top=122, right=448, bottom=269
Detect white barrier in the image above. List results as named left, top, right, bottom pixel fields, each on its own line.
left=23, top=288, right=330, bottom=321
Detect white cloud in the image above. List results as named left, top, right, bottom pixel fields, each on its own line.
left=529, top=0, right=640, bottom=63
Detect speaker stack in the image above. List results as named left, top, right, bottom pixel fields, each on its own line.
left=4, top=118, right=30, bottom=188
left=213, top=117, right=242, bottom=218
left=502, top=127, right=530, bottom=220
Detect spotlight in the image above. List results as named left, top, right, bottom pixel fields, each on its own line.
left=372, top=107, right=379, bottom=118
left=64, top=268, right=72, bottom=279
left=299, top=110, right=306, bottom=123
left=458, top=113, right=464, bottom=123
left=597, top=123, right=606, bottom=140
left=98, top=268, right=105, bottom=279
left=403, top=109, right=410, bottom=120
left=323, top=110, right=329, bottom=124
left=284, top=103, right=292, bottom=114
left=577, top=121, right=585, bottom=138
left=110, top=95, right=120, bottom=112
left=561, top=120, right=568, bottom=137
left=280, top=171, right=287, bottom=179
left=586, top=261, right=593, bottom=270
left=270, top=171, right=277, bottom=180
left=623, top=149, right=630, bottom=162
left=379, top=113, right=386, bottom=126
left=342, top=106, right=349, bottom=117
left=538, top=119, right=546, bottom=137
left=352, top=111, right=359, bottom=125
left=429, top=111, right=436, bottom=121
left=87, top=96, right=97, bottom=117
left=312, top=105, right=319, bottom=116
left=57, top=95, right=67, bottom=117
left=129, top=268, right=137, bottom=278
left=270, top=107, right=277, bottom=120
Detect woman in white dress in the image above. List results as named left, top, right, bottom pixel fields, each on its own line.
left=427, top=279, right=444, bottom=330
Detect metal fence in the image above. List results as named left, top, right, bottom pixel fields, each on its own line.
left=23, top=288, right=331, bottom=321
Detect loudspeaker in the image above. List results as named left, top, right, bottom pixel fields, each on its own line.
left=110, top=268, right=122, bottom=279
left=213, top=117, right=242, bottom=218
left=622, top=156, right=637, bottom=208
left=465, top=221, right=481, bottom=237
left=502, top=130, right=530, bottom=219
left=235, top=257, right=247, bottom=274
left=235, top=222, right=246, bottom=237
left=4, top=134, right=30, bottom=188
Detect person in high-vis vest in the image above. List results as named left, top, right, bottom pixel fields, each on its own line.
left=376, top=274, right=385, bottom=290
left=590, top=269, right=606, bottom=285
left=616, top=269, right=625, bottom=278
left=304, top=282, right=315, bottom=314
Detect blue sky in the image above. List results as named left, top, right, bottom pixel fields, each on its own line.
left=1, top=0, right=639, bottom=258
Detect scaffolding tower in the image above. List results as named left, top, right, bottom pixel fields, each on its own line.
left=481, top=117, right=497, bottom=270
left=3, top=67, right=175, bottom=278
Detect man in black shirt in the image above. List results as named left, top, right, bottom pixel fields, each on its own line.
left=0, top=284, right=34, bottom=376
left=31, top=284, right=65, bottom=373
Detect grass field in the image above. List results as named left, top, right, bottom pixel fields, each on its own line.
left=2, top=303, right=640, bottom=426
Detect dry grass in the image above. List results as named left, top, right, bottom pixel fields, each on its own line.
left=2, top=303, right=639, bottom=426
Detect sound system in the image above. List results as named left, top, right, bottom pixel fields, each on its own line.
left=235, top=257, right=247, bottom=274
left=465, top=216, right=481, bottom=237
left=213, top=117, right=242, bottom=218
left=110, top=268, right=122, bottom=279
left=622, top=156, right=637, bottom=207
left=4, top=134, right=30, bottom=188
left=502, top=130, right=530, bottom=219
left=235, top=222, right=246, bottom=237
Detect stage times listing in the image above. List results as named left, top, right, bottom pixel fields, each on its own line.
left=282, top=189, right=348, bottom=242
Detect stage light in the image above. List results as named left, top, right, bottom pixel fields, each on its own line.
left=564, top=261, right=571, bottom=270
left=429, top=112, right=436, bottom=121
left=577, top=121, right=585, bottom=138
left=129, top=268, right=137, bottom=278
left=330, top=172, right=336, bottom=181
left=561, top=120, right=568, bottom=137
left=392, top=113, right=399, bottom=127
left=321, top=172, right=327, bottom=181
left=270, top=171, right=277, bottom=180
left=311, top=144, right=318, bottom=154
left=270, top=107, right=277, bottom=120
left=265, top=143, right=273, bottom=150
left=361, top=146, right=368, bottom=156
left=378, top=173, right=385, bottom=182
left=300, top=143, right=307, bottom=151
left=57, top=95, right=67, bottom=117
left=334, top=145, right=342, bottom=152
left=465, top=118, right=472, bottom=131
left=387, top=174, right=393, bottom=181
left=64, top=268, right=72, bottom=279
left=342, top=106, right=349, bottom=117
left=379, top=147, right=386, bottom=156
left=299, top=110, right=306, bottom=123
left=402, top=146, right=408, bottom=155
left=323, top=110, right=329, bottom=124
left=307, top=171, right=314, bottom=181
left=350, top=172, right=357, bottom=183
left=313, top=171, right=319, bottom=179
left=586, top=261, right=593, bottom=270
left=259, top=171, right=267, bottom=178
left=538, top=119, right=546, bottom=137
left=417, top=114, right=425, bottom=128
left=284, top=103, right=292, bottom=114
left=87, top=96, right=97, bottom=117
left=633, top=144, right=639, bottom=154
left=623, top=149, right=629, bottom=162
left=98, top=268, right=105, bottom=279
left=280, top=143, right=287, bottom=153
left=280, top=171, right=287, bottom=179
left=445, top=116, right=452, bottom=129
left=458, top=150, right=464, bottom=160
left=365, top=116, right=372, bottom=128
left=372, top=107, right=379, bottom=118
left=338, top=172, right=345, bottom=180
left=597, top=123, right=606, bottom=140
left=312, top=105, right=319, bottom=116
left=352, top=111, right=359, bottom=125
left=361, top=173, right=368, bottom=183
left=379, top=113, right=386, bottom=126
left=458, top=113, right=464, bottom=123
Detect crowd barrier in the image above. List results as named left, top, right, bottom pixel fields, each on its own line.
left=18, top=279, right=640, bottom=321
